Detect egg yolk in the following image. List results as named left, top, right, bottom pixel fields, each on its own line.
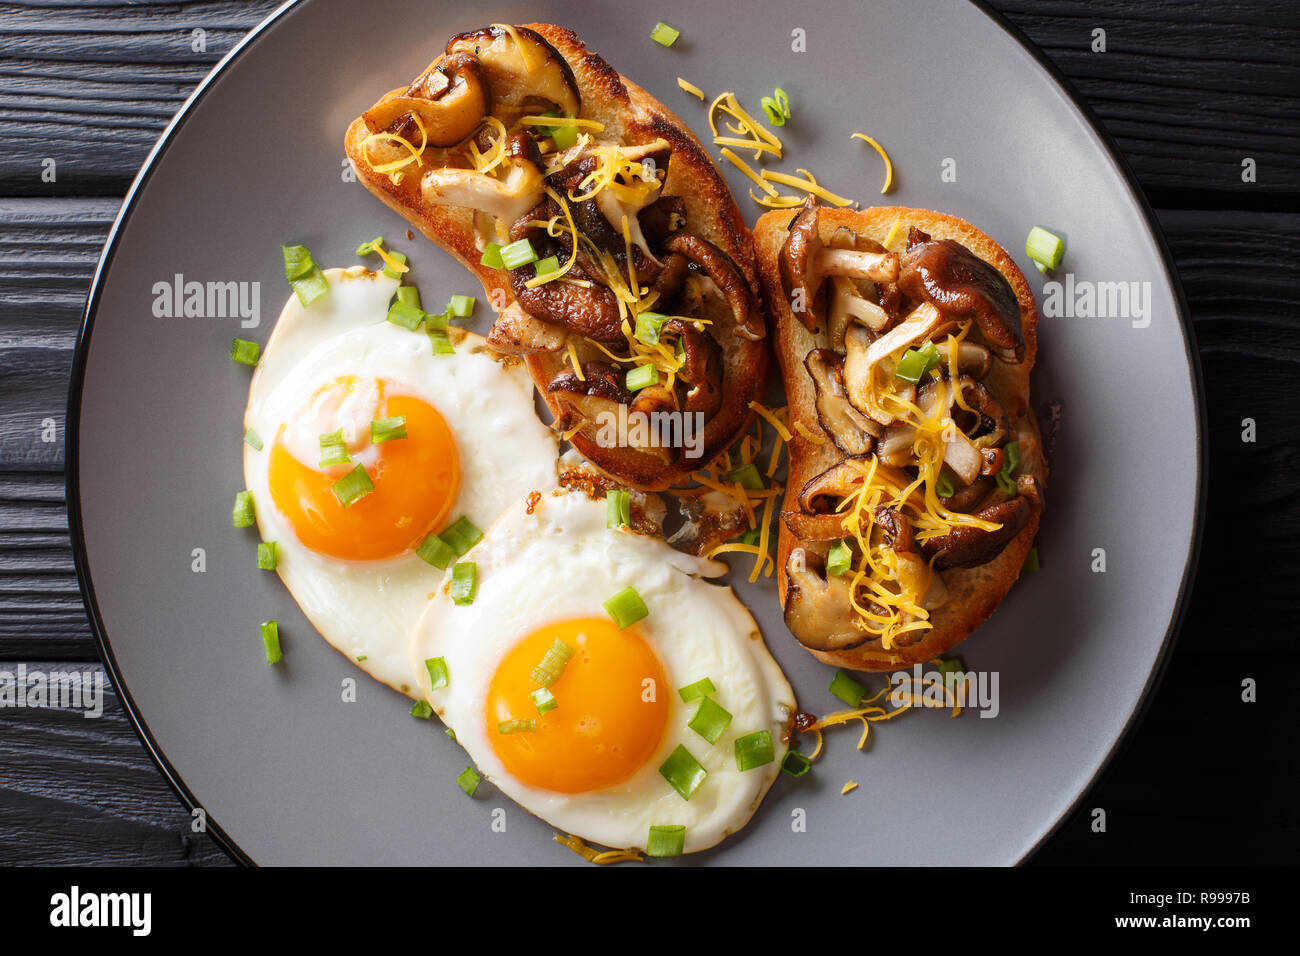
left=267, top=378, right=460, bottom=561
left=486, top=618, right=669, bottom=794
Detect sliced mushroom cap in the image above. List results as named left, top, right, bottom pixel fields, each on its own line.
left=547, top=361, right=627, bottom=404
left=663, top=319, right=723, bottom=419
left=804, top=349, right=880, bottom=457
left=779, top=196, right=899, bottom=332
left=446, top=26, right=580, bottom=117
left=796, top=457, right=874, bottom=514
left=364, top=52, right=490, bottom=146
left=421, top=152, right=544, bottom=227
left=487, top=301, right=566, bottom=354
left=843, top=303, right=946, bottom=425
left=899, top=238, right=1025, bottom=364
left=510, top=270, right=625, bottom=342
left=784, top=547, right=870, bottom=652
left=781, top=510, right=850, bottom=541
left=638, top=196, right=688, bottom=246
left=921, top=475, right=1041, bottom=569
left=873, top=507, right=915, bottom=553
left=661, top=232, right=764, bottom=341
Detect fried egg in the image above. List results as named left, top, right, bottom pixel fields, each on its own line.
left=244, top=267, right=558, bottom=695
left=411, top=490, right=796, bottom=855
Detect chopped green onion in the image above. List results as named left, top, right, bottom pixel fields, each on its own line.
left=740, top=526, right=761, bottom=546
left=243, top=428, right=263, bottom=451
left=530, top=638, right=576, bottom=688
left=894, top=342, right=941, bottom=383
left=659, top=745, right=707, bottom=800
left=604, top=586, right=649, bottom=629
left=331, top=464, right=374, bottom=507
left=625, top=364, right=659, bottom=392
left=646, top=824, right=686, bottom=857
left=935, top=656, right=966, bottom=689
left=444, top=727, right=457, bottom=741
left=533, top=255, right=560, bottom=278
left=386, top=299, right=425, bottom=331
left=551, top=121, right=579, bottom=151
left=497, top=718, right=536, bottom=735
left=428, top=327, right=455, bottom=356
left=410, top=700, right=433, bottom=719
left=634, top=310, right=668, bottom=345
left=829, top=670, right=867, bottom=707
left=606, top=490, right=632, bottom=529
left=734, top=730, right=774, bottom=771
left=370, top=416, right=407, bottom=443
left=382, top=251, right=407, bottom=280
left=675, top=337, right=686, bottom=360
left=260, top=620, right=282, bottom=664
left=448, top=294, right=475, bottom=317
left=774, top=87, right=791, bottom=117
left=355, top=236, right=384, bottom=256
left=688, top=696, right=733, bottom=744
left=1022, top=547, right=1041, bottom=572
left=500, top=238, right=538, bottom=269
left=996, top=441, right=1022, bottom=495
left=935, top=472, right=956, bottom=499
left=230, top=338, right=260, bottom=366
left=395, top=285, right=421, bottom=310
left=781, top=749, right=813, bottom=778
left=416, top=532, right=456, bottom=569
left=650, top=21, right=680, bottom=47
left=318, top=429, right=351, bottom=467
left=356, top=655, right=367, bottom=662
left=826, top=539, right=852, bottom=577
left=425, top=656, right=449, bottom=690
left=531, top=687, right=557, bottom=715
left=231, top=490, right=256, bottom=528
left=761, top=97, right=784, bottom=126
left=441, top=516, right=483, bottom=556
left=1025, top=226, right=1064, bottom=270
left=256, top=541, right=278, bottom=570
left=282, top=244, right=329, bottom=305
left=480, top=243, right=504, bottom=269
left=450, top=561, right=478, bottom=606
left=1003, top=441, right=1021, bottom=474
left=724, top=462, right=764, bottom=491
left=456, top=766, right=481, bottom=796
left=678, top=678, right=716, bottom=702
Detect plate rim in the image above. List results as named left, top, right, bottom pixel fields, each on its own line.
left=63, top=0, right=1207, bottom=867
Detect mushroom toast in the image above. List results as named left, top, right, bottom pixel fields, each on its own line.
left=345, top=24, right=767, bottom=491
left=752, top=198, right=1046, bottom=671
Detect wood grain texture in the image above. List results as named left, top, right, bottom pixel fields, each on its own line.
left=0, top=0, right=1295, bottom=866
left=0, top=662, right=231, bottom=865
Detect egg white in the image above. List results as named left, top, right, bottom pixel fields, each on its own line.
left=244, top=267, right=558, bottom=695
left=411, top=490, right=796, bottom=854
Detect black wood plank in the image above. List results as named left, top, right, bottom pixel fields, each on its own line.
left=0, top=661, right=231, bottom=865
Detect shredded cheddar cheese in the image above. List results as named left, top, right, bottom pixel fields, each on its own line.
left=677, top=77, right=705, bottom=99
left=850, top=132, right=894, bottom=194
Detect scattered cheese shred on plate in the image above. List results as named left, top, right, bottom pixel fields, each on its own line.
left=842, top=780, right=859, bottom=795
left=851, top=132, right=894, bottom=194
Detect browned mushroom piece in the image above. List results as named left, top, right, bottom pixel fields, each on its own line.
left=803, top=349, right=880, bottom=457
left=511, top=274, right=625, bottom=342
left=363, top=52, right=490, bottom=146
left=796, top=458, right=874, bottom=514
left=446, top=25, right=580, bottom=118
left=547, top=361, right=627, bottom=404
left=662, top=319, right=723, bottom=419
left=779, top=196, right=899, bottom=332
left=421, top=142, right=544, bottom=225
left=956, top=340, right=993, bottom=379
left=873, top=507, right=915, bottom=553
left=940, top=476, right=994, bottom=513
left=781, top=509, right=849, bottom=541
left=783, top=547, right=870, bottom=652
left=487, top=301, right=567, bottom=354
left=639, top=196, right=688, bottom=245
left=661, top=232, right=764, bottom=341
left=842, top=304, right=943, bottom=424
left=898, top=237, right=1025, bottom=364
left=921, top=475, right=1042, bottom=569
left=650, top=252, right=691, bottom=302
left=947, top=374, right=1010, bottom=447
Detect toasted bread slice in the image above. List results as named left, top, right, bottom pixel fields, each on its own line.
left=752, top=203, right=1046, bottom=672
left=345, top=24, right=766, bottom=491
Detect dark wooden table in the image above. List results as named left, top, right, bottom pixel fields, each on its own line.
left=1, top=0, right=1296, bottom=866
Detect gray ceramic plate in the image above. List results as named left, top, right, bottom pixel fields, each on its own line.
left=70, top=0, right=1203, bottom=865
